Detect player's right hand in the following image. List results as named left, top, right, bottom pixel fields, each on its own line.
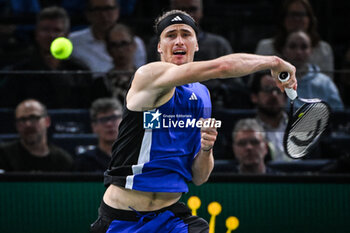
left=270, top=57, right=297, bottom=92
left=200, top=118, right=218, bottom=152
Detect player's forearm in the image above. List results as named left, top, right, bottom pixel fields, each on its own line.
left=191, top=149, right=214, bottom=186
left=165, top=54, right=286, bottom=87
left=217, top=53, right=281, bottom=78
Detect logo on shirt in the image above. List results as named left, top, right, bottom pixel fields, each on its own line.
left=189, top=92, right=198, bottom=100
left=171, top=16, right=183, bottom=22
left=143, top=110, right=161, bottom=129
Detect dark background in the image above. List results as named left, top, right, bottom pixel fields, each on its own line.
left=124, top=0, right=350, bottom=70
left=1, top=0, right=349, bottom=69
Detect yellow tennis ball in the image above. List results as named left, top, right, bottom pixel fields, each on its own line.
left=50, top=37, right=73, bottom=60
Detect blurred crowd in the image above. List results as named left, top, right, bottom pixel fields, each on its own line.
left=0, top=0, right=349, bottom=174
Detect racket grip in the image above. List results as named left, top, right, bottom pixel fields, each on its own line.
left=278, top=72, right=297, bottom=100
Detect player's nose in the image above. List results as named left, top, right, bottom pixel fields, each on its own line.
left=175, top=35, right=184, bottom=45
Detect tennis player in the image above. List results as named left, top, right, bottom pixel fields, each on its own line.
left=91, top=10, right=297, bottom=233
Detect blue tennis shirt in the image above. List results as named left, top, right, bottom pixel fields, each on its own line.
left=104, top=83, right=211, bottom=192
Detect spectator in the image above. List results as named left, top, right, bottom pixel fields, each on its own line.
left=255, top=0, right=334, bottom=77
left=69, top=0, right=146, bottom=74
left=337, top=45, right=350, bottom=108
left=250, top=71, right=291, bottom=162
left=282, top=30, right=343, bottom=110
left=0, top=99, right=73, bottom=172
left=232, top=118, right=278, bottom=174
left=8, top=0, right=87, bottom=15
left=0, top=6, right=91, bottom=108
left=12, top=6, right=87, bottom=71
left=74, top=98, right=122, bottom=172
left=90, top=23, right=136, bottom=103
left=0, top=0, right=40, bottom=60
left=0, top=22, right=33, bottom=69
left=320, top=154, right=350, bottom=174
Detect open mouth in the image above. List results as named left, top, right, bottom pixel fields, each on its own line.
left=173, top=50, right=186, bottom=55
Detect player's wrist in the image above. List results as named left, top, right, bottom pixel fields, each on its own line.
left=201, top=146, right=213, bottom=152
left=272, top=56, right=282, bottom=68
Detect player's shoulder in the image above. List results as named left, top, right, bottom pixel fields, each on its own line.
left=135, top=62, right=175, bottom=78
left=130, top=62, right=178, bottom=97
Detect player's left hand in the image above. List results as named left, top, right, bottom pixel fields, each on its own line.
left=200, top=118, right=218, bottom=152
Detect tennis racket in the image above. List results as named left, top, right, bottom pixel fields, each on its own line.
left=278, top=72, right=331, bottom=159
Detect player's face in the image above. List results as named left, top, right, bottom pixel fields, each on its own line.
left=92, top=110, right=121, bottom=144
left=283, top=31, right=312, bottom=69
left=36, top=18, right=66, bottom=53
left=253, top=75, right=286, bottom=117
left=158, top=24, right=198, bottom=65
left=15, top=101, right=50, bottom=146
left=233, top=130, right=267, bottom=166
left=284, top=1, right=310, bottom=32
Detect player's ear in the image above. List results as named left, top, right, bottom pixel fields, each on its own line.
left=195, top=42, right=199, bottom=52
left=157, top=42, right=162, bottom=54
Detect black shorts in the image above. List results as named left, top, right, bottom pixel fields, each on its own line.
left=90, top=200, right=209, bottom=233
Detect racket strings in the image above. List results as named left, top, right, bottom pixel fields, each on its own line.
left=286, top=103, right=330, bottom=158
left=291, top=103, right=328, bottom=132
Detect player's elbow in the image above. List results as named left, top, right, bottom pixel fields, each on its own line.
left=217, top=60, right=232, bottom=78
left=192, top=179, right=206, bottom=186
left=192, top=175, right=209, bottom=186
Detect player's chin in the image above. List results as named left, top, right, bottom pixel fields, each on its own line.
left=171, top=57, right=188, bottom=65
